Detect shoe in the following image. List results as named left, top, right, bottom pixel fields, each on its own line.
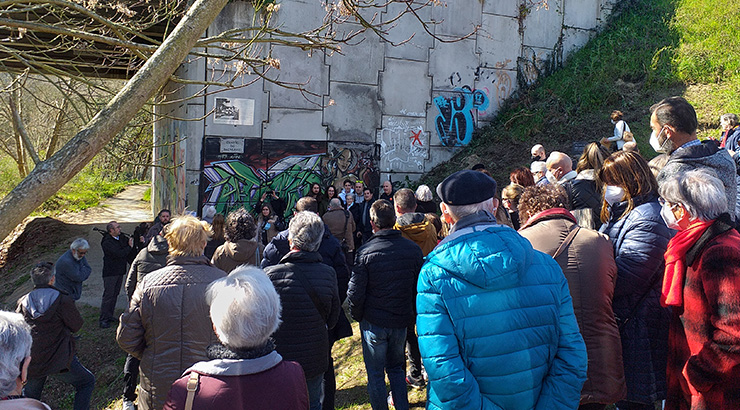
left=122, top=400, right=136, bottom=410
left=99, top=320, right=111, bottom=329
left=406, top=375, right=426, bottom=390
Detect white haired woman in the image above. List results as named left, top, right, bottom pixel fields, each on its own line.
left=658, top=169, right=740, bottom=410
left=264, top=211, right=340, bottom=410
left=163, top=267, right=309, bottom=409
left=414, top=185, right=436, bottom=214
left=117, top=215, right=227, bottom=410
left=0, top=311, right=50, bottom=410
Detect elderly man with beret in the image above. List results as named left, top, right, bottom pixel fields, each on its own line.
left=416, top=170, right=587, bottom=410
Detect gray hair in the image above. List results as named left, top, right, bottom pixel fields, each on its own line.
left=346, top=193, right=355, bottom=201
left=70, top=238, right=89, bottom=251
left=0, top=311, right=32, bottom=397
left=328, top=198, right=342, bottom=210
left=206, top=267, right=281, bottom=350
left=720, top=113, right=738, bottom=127
left=415, top=185, right=433, bottom=202
left=288, top=211, right=324, bottom=252
left=31, top=262, right=54, bottom=286
left=446, top=197, right=495, bottom=221
left=659, top=168, right=728, bottom=221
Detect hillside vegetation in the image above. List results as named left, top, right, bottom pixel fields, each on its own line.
left=421, top=0, right=740, bottom=186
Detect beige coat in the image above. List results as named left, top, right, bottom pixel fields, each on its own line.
left=322, top=208, right=356, bottom=251
left=519, top=208, right=626, bottom=405
left=117, top=255, right=226, bottom=410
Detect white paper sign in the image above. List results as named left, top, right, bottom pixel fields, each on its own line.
left=214, top=97, right=255, bottom=126
left=220, top=138, right=245, bottom=154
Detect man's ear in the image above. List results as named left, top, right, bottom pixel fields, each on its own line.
left=440, top=203, right=454, bottom=225
left=491, top=198, right=499, bottom=211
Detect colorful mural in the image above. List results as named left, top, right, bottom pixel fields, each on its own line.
left=433, top=85, right=490, bottom=147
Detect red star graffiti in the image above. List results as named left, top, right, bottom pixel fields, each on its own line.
left=410, top=130, right=423, bottom=147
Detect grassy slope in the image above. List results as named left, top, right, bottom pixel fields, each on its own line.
left=421, top=0, right=740, bottom=187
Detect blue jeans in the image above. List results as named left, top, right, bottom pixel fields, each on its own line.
left=24, top=356, right=95, bottom=410
left=360, top=320, right=408, bottom=410
left=305, top=373, right=324, bottom=410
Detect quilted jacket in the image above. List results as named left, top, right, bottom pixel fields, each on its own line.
left=601, top=194, right=673, bottom=404
left=417, top=210, right=587, bottom=410
left=116, top=255, right=227, bottom=410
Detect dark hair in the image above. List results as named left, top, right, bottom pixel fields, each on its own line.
left=106, top=221, right=118, bottom=233
left=326, top=185, right=338, bottom=199
left=393, top=188, right=417, bottom=212
left=598, top=151, right=658, bottom=222
left=343, top=179, right=353, bottom=186
left=31, top=262, right=54, bottom=286
left=370, top=200, right=396, bottom=230
left=211, top=214, right=225, bottom=241
left=650, top=96, right=698, bottom=135
left=225, top=208, right=257, bottom=242
left=518, top=184, right=569, bottom=220
left=509, top=167, right=535, bottom=187
left=610, top=110, right=623, bottom=121
left=296, top=197, right=319, bottom=213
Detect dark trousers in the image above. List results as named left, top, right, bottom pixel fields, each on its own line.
left=579, top=404, right=607, bottom=410
left=24, top=356, right=95, bottom=410
left=406, top=323, right=423, bottom=381
left=123, top=354, right=140, bottom=401
left=100, top=275, right=123, bottom=323
left=322, top=348, right=336, bottom=410
left=617, top=401, right=656, bottom=410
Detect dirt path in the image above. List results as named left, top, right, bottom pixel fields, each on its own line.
left=6, top=184, right=153, bottom=310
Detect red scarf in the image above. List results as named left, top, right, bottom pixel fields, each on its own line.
left=661, top=219, right=713, bottom=307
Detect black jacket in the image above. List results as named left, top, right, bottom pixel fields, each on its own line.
left=564, top=176, right=602, bottom=229
left=264, top=251, right=340, bottom=378
left=348, top=229, right=423, bottom=328
left=102, top=233, right=132, bottom=277
left=358, top=198, right=375, bottom=241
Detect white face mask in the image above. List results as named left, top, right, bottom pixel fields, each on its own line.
left=604, top=185, right=625, bottom=205
left=546, top=170, right=558, bottom=184
left=660, top=203, right=682, bottom=230
left=650, top=126, right=673, bottom=154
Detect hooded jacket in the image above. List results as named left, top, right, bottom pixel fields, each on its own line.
left=519, top=209, right=626, bottom=405
left=211, top=239, right=264, bottom=273
left=16, top=285, right=83, bottom=378
left=393, top=213, right=437, bottom=256
left=125, top=234, right=169, bottom=299
left=417, top=210, right=587, bottom=410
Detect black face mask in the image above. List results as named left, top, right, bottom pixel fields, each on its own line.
left=531, top=155, right=541, bottom=162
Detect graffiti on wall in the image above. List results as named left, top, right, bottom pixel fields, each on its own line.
left=201, top=139, right=379, bottom=218
left=378, top=117, right=428, bottom=173
left=433, top=85, right=490, bottom=147
left=322, top=143, right=379, bottom=191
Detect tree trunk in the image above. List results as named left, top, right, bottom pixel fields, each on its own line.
left=0, top=0, right=230, bottom=242
left=45, top=99, right=68, bottom=160
left=13, top=127, right=26, bottom=178
left=9, top=92, right=41, bottom=166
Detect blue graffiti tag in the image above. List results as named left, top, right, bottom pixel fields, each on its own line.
left=433, top=86, right=490, bottom=147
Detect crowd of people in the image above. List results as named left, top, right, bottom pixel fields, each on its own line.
left=1, top=96, right=739, bottom=410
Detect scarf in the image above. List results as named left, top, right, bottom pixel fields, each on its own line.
left=661, top=218, right=713, bottom=307
left=206, top=340, right=276, bottom=360
left=518, top=207, right=576, bottom=231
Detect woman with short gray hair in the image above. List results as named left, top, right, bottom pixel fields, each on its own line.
left=264, top=211, right=340, bottom=410
left=658, top=169, right=740, bottom=410
left=163, top=267, right=308, bottom=409
left=0, top=310, right=50, bottom=409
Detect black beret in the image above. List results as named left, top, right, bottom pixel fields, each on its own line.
left=436, top=170, right=497, bottom=205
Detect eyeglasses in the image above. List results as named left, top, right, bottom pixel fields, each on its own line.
left=658, top=197, right=681, bottom=209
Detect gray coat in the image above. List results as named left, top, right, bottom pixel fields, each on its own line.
left=124, top=235, right=169, bottom=299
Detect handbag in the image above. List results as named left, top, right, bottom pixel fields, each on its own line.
left=622, top=131, right=634, bottom=142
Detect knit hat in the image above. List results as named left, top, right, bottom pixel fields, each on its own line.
left=436, top=170, right=497, bottom=205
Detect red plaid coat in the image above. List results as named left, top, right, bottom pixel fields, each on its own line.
left=665, top=227, right=740, bottom=410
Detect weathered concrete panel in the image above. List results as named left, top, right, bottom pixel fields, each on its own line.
left=431, top=1, right=482, bottom=38
left=184, top=104, right=205, bottom=171
left=522, top=0, right=564, bottom=50
left=271, top=0, right=324, bottom=34
left=379, top=59, right=431, bottom=116
left=472, top=68, right=517, bottom=118
left=383, top=1, right=433, bottom=62
left=324, top=83, right=381, bottom=143
left=426, top=146, right=461, bottom=173
left=327, top=29, right=384, bottom=85
left=483, top=0, right=519, bottom=17
left=204, top=81, right=268, bottom=138
left=562, top=27, right=593, bottom=61
left=262, top=109, right=326, bottom=141
left=478, top=14, right=520, bottom=70
left=378, top=116, right=429, bottom=174
left=564, top=0, right=600, bottom=29
left=264, top=45, right=328, bottom=109
left=430, top=39, right=479, bottom=90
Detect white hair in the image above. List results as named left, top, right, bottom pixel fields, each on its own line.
left=659, top=168, right=728, bottom=221
left=0, top=311, right=32, bottom=397
left=445, top=197, right=495, bottom=221
left=415, top=185, right=433, bottom=202
left=206, top=267, right=281, bottom=350
left=70, top=238, right=89, bottom=251
left=328, top=198, right=342, bottom=210
left=530, top=161, right=547, bottom=173
left=288, top=211, right=324, bottom=252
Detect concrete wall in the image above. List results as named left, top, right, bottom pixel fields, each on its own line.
left=152, top=0, right=620, bottom=217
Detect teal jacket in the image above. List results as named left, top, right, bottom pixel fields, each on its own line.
left=417, top=211, right=587, bottom=410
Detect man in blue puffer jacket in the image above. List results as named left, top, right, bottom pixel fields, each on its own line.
left=417, top=170, right=587, bottom=410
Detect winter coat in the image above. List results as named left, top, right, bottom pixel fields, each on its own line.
left=16, top=286, right=83, bottom=378
left=564, top=169, right=603, bottom=229
left=116, top=255, right=227, bottom=410
left=101, top=233, right=132, bottom=277
left=53, top=250, right=91, bottom=301
left=203, top=236, right=225, bottom=260
left=256, top=215, right=279, bottom=246
left=657, top=140, right=737, bottom=221
left=211, top=239, right=263, bottom=273
left=665, top=216, right=740, bottom=410
left=0, top=398, right=50, bottom=409
left=519, top=209, right=626, bottom=405
left=417, top=210, right=588, bottom=410
left=601, top=193, right=673, bottom=404
left=163, top=344, right=308, bottom=410
left=358, top=198, right=375, bottom=242
left=264, top=251, right=340, bottom=379
left=393, top=213, right=438, bottom=257
left=415, top=200, right=437, bottom=215
left=721, top=128, right=740, bottom=220
left=348, top=229, right=423, bottom=329
left=125, top=234, right=168, bottom=300
left=323, top=208, right=356, bottom=251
